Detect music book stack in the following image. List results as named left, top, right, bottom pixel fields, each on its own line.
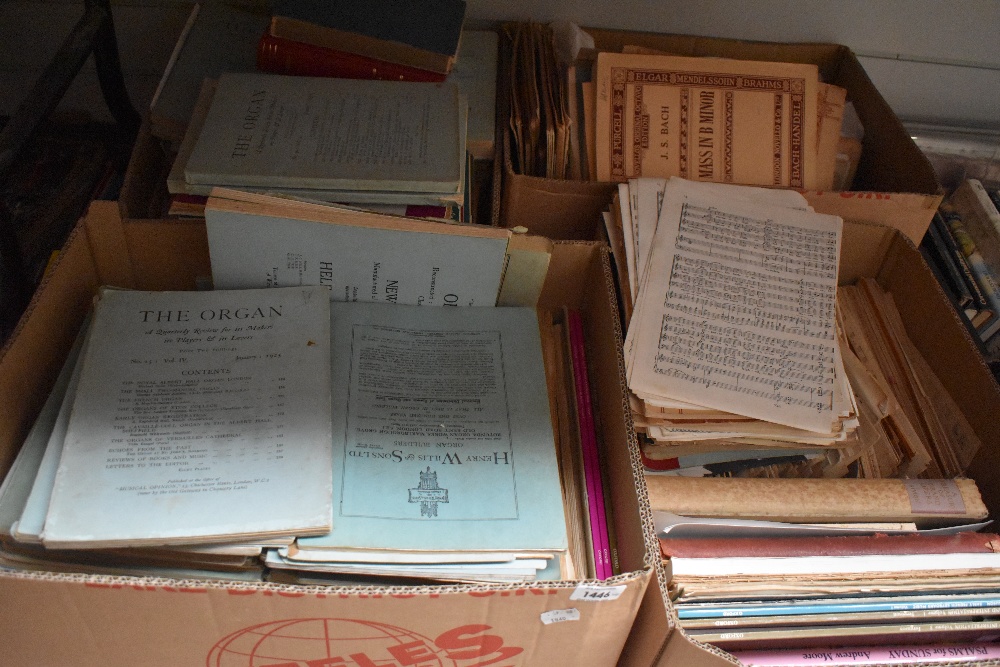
left=168, top=72, right=470, bottom=221
left=503, top=26, right=858, bottom=191
left=0, top=286, right=335, bottom=580
left=608, top=177, right=982, bottom=482
left=0, top=193, right=579, bottom=585
left=268, top=301, right=569, bottom=584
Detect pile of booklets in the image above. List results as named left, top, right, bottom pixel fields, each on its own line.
left=0, top=193, right=588, bottom=585
left=262, top=0, right=467, bottom=82
left=616, top=177, right=860, bottom=477
left=154, top=0, right=503, bottom=223
left=0, top=286, right=335, bottom=582
left=604, top=176, right=997, bottom=659
left=921, top=178, right=1000, bottom=356
left=648, top=477, right=1000, bottom=662
left=168, top=72, right=471, bottom=221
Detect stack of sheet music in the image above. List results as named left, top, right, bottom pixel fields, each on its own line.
left=612, top=177, right=982, bottom=480
left=502, top=22, right=573, bottom=180
left=619, top=178, right=996, bottom=659
left=837, top=278, right=982, bottom=479
left=264, top=301, right=570, bottom=585
left=503, top=24, right=861, bottom=192
left=0, top=286, right=337, bottom=581
left=615, top=177, right=861, bottom=478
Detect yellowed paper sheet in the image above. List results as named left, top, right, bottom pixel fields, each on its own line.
left=625, top=179, right=842, bottom=434
left=594, top=52, right=820, bottom=188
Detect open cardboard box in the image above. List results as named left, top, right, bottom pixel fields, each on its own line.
left=540, top=210, right=1000, bottom=667
left=491, top=24, right=1000, bottom=667
left=610, top=216, right=1000, bottom=666
left=498, top=27, right=943, bottom=245
left=0, top=201, right=656, bottom=666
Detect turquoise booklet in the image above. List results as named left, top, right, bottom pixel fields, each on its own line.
left=295, top=301, right=568, bottom=569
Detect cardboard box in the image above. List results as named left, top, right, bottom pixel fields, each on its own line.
left=498, top=27, right=943, bottom=245
left=611, top=215, right=1000, bottom=667
left=0, top=201, right=653, bottom=666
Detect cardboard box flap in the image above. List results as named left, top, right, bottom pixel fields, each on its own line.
left=833, top=55, right=939, bottom=197
left=121, top=219, right=212, bottom=291
left=502, top=174, right=613, bottom=241
left=0, top=208, right=107, bottom=478
left=118, top=117, right=173, bottom=220
left=838, top=219, right=896, bottom=284
left=804, top=190, right=942, bottom=246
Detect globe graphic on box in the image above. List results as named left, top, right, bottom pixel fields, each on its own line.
left=207, top=618, right=456, bottom=667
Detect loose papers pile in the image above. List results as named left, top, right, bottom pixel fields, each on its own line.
left=613, top=177, right=982, bottom=481
left=617, top=178, right=860, bottom=477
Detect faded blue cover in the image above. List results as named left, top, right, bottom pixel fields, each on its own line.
left=299, top=302, right=568, bottom=555
left=204, top=203, right=508, bottom=307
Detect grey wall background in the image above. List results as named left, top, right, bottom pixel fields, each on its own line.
left=1, top=0, right=997, bottom=131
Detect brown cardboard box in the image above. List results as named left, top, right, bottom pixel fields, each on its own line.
left=0, top=201, right=653, bottom=666
left=498, top=27, right=943, bottom=245
left=612, top=216, right=1000, bottom=667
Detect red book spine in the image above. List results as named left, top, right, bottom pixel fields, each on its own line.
left=257, top=32, right=447, bottom=82
left=640, top=450, right=680, bottom=471
left=659, top=532, right=1000, bottom=559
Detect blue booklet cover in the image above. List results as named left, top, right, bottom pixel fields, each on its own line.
left=298, top=301, right=568, bottom=557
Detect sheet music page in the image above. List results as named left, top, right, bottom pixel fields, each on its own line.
left=627, top=184, right=842, bottom=433
left=593, top=52, right=820, bottom=188
left=624, top=178, right=812, bottom=371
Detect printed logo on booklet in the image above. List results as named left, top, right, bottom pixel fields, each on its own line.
left=207, top=619, right=523, bottom=667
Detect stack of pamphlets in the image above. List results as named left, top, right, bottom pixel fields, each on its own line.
left=267, top=301, right=569, bottom=584
left=0, top=286, right=334, bottom=580
left=0, top=256, right=569, bottom=584
left=169, top=72, right=470, bottom=221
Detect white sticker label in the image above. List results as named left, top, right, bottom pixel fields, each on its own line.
left=904, top=479, right=967, bottom=515
left=540, top=608, right=581, bottom=625
left=570, top=584, right=627, bottom=602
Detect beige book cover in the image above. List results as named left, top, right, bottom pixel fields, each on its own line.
left=594, top=52, right=820, bottom=188
left=645, top=476, right=989, bottom=524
